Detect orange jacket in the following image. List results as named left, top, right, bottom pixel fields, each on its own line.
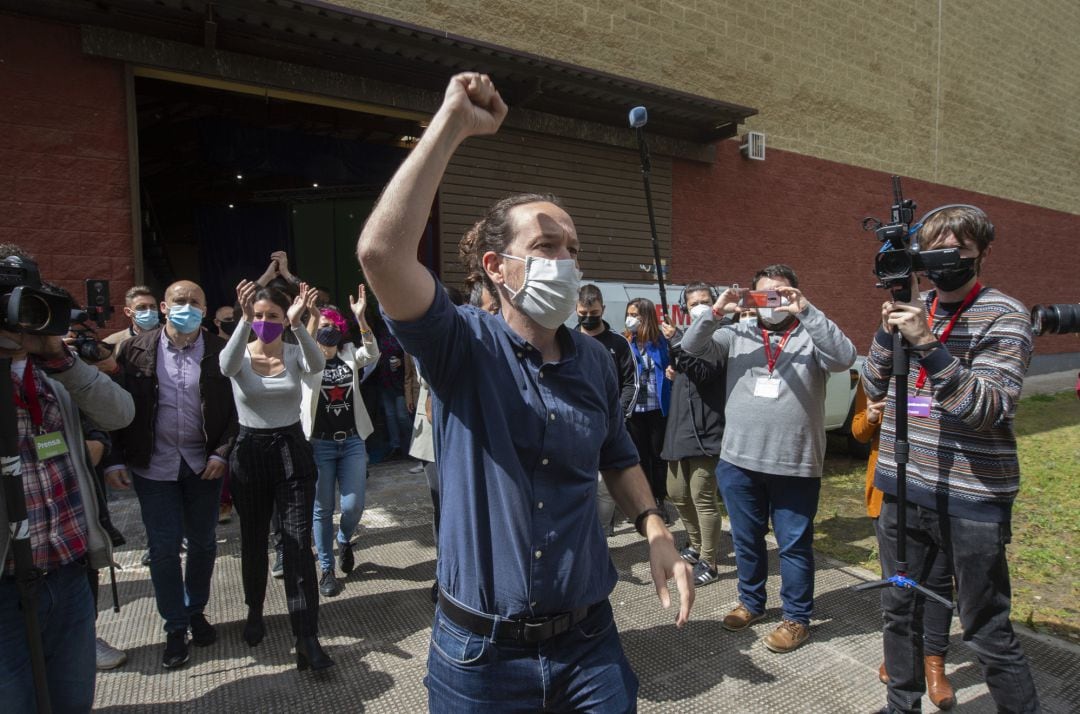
left=851, top=381, right=884, bottom=518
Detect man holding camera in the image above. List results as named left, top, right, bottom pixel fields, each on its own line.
left=105, top=280, right=237, bottom=669
left=863, top=206, right=1039, bottom=713
left=681, top=264, right=856, bottom=653
left=0, top=244, right=135, bottom=712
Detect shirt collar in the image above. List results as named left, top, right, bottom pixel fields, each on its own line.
left=160, top=327, right=202, bottom=352
left=493, top=313, right=578, bottom=365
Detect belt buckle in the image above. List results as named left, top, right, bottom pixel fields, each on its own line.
left=521, top=613, right=569, bottom=643
left=332, top=430, right=349, bottom=442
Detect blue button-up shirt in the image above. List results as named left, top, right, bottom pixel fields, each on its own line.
left=385, top=284, right=639, bottom=618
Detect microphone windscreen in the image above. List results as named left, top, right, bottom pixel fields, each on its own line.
left=628, top=106, right=648, bottom=128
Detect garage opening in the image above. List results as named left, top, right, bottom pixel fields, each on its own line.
left=133, top=72, right=434, bottom=314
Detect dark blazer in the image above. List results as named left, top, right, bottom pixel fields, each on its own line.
left=107, top=327, right=238, bottom=470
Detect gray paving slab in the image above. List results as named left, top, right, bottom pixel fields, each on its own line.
left=93, top=460, right=1079, bottom=713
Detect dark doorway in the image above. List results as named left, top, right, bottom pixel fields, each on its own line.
left=134, top=76, right=432, bottom=311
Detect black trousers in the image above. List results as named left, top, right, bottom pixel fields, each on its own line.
left=628, top=409, right=668, bottom=500
left=877, top=496, right=1039, bottom=713
left=230, top=423, right=320, bottom=638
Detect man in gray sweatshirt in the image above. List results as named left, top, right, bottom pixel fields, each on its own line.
left=680, top=264, right=856, bottom=653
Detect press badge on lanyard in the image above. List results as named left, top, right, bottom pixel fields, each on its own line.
left=755, top=325, right=796, bottom=400
left=910, top=283, right=982, bottom=419
left=12, top=362, right=70, bottom=460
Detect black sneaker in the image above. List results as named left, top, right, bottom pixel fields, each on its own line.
left=319, top=568, right=341, bottom=597
left=162, top=631, right=189, bottom=669
left=338, top=541, right=355, bottom=575
left=141, top=549, right=151, bottom=566
left=692, top=559, right=720, bottom=587
left=189, top=613, right=217, bottom=647
left=679, top=546, right=701, bottom=564
left=271, top=551, right=284, bottom=579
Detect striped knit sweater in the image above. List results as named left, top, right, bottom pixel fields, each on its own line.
left=862, top=286, right=1032, bottom=523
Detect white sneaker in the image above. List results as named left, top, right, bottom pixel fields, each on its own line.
left=96, top=637, right=127, bottom=670
left=408, top=462, right=425, bottom=474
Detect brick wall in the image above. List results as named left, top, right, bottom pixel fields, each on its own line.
left=330, top=0, right=1080, bottom=215
left=672, top=140, right=1079, bottom=356
left=0, top=14, right=132, bottom=331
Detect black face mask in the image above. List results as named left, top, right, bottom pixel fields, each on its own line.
left=316, top=326, right=341, bottom=346
left=218, top=319, right=238, bottom=336
left=926, top=266, right=976, bottom=292
left=578, top=315, right=602, bottom=331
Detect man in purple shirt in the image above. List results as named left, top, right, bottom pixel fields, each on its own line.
left=106, top=280, right=238, bottom=669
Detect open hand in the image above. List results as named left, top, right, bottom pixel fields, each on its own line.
left=236, top=279, right=258, bottom=322
left=349, top=284, right=368, bottom=321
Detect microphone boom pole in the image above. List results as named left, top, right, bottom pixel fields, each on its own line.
left=629, top=106, right=669, bottom=317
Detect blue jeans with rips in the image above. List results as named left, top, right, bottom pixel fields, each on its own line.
left=133, top=460, right=222, bottom=633
left=715, top=459, right=820, bottom=625
left=0, top=561, right=96, bottom=713
left=425, top=598, right=637, bottom=713
left=311, top=435, right=368, bottom=572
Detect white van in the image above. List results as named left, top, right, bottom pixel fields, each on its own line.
left=575, top=280, right=865, bottom=446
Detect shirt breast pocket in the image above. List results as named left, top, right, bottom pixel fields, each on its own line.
left=566, top=406, right=605, bottom=472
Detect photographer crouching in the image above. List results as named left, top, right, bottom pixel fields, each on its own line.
left=0, top=244, right=135, bottom=713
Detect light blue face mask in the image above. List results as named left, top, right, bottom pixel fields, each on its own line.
left=133, top=309, right=160, bottom=331
left=166, top=304, right=204, bottom=334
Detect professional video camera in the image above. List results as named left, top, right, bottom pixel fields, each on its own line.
left=862, top=176, right=973, bottom=302
left=1031, top=303, right=1080, bottom=336
left=0, top=255, right=76, bottom=336
left=0, top=256, right=115, bottom=362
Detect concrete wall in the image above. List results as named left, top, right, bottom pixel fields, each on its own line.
left=329, top=0, right=1080, bottom=215
left=0, top=14, right=132, bottom=329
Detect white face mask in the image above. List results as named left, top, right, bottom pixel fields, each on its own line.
left=500, top=254, right=582, bottom=330
left=625, top=315, right=641, bottom=332
left=757, top=297, right=792, bottom=327
left=689, top=304, right=711, bottom=321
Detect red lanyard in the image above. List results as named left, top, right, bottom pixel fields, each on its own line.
left=11, top=359, right=43, bottom=428
left=761, top=324, right=797, bottom=374
left=914, top=282, right=982, bottom=390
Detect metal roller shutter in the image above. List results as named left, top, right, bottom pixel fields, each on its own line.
left=440, top=129, right=672, bottom=288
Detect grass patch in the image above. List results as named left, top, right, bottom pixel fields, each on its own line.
left=816, top=390, right=1080, bottom=642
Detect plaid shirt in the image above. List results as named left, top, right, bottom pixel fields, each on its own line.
left=4, top=362, right=88, bottom=574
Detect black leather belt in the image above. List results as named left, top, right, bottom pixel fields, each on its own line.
left=438, top=591, right=605, bottom=644
left=313, top=428, right=357, bottom=442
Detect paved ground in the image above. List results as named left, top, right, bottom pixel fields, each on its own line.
left=93, top=457, right=1079, bottom=713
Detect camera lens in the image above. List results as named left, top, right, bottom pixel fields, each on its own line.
left=16, top=293, right=52, bottom=331
left=1030, top=303, right=1080, bottom=336
left=874, top=249, right=913, bottom=281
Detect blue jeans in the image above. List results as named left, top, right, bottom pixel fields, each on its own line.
left=312, top=436, right=368, bottom=572
left=0, top=561, right=96, bottom=713
left=715, top=459, right=820, bottom=624
left=878, top=497, right=1039, bottom=713
left=379, top=389, right=412, bottom=452
left=133, top=460, right=222, bottom=633
left=425, top=599, right=637, bottom=712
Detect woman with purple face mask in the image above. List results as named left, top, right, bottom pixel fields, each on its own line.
left=219, top=280, right=334, bottom=672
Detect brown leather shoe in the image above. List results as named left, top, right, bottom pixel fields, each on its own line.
left=924, top=655, right=955, bottom=710
left=763, top=620, right=810, bottom=653
left=878, top=660, right=888, bottom=684
left=721, top=603, right=765, bottom=631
